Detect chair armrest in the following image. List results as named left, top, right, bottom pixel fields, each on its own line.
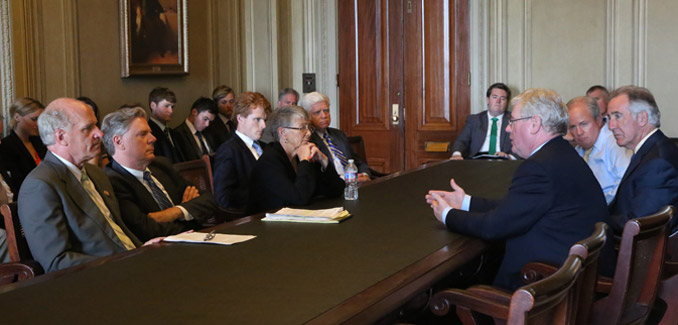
left=0, top=260, right=43, bottom=285
left=430, top=287, right=510, bottom=320
left=595, top=275, right=613, bottom=294
left=521, top=262, right=558, bottom=284
left=466, top=285, right=513, bottom=305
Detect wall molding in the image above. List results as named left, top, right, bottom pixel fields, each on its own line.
left=469, top=0, right=487, bottom=114
left=606, top=0, right=617, bottom=88
left=243, top=0, right=278, bottom=101
left=0, top=0, right=14, bottom=132
left=632, top=0, right=647, bottom=86
left=61, top=0, right=80, bottom=97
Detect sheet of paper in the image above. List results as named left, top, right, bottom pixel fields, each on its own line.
left=269, top=207, right=345, bottom=218
left=164, top=232, right=256, bottom=245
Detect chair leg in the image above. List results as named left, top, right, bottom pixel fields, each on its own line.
left=456, top=307, right=479, bottom=325
left=658, top=276, right=678, bottom=325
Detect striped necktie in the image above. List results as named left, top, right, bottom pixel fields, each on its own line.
left=143, top=171, right=173, bottom=210
left=323, top=132, right=348, bottom=168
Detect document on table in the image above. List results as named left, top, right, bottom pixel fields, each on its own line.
left=164, top=232, right=256, bottom=245
left=262, top=207, right=351, bottom=223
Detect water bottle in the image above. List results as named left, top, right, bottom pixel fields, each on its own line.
left=344, top=159, right=359, bottom=200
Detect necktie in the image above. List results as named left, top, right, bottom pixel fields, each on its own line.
left=489, top=117, right=498, bottom=155
left=583, top=147, right=593, bottom=163
left=252, top=141, right=263, bottom=158
left=163, top=127, right=174, bottom=146
left=80, top=171, right=136, bottom=250
left=143, top=171, right=173, bottom=210
left=323, top=132, right=348, bottom=168
left=196, top=131, right=209, bottom=155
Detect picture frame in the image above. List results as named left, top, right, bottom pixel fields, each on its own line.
left=119, top=0, right=189, bottom=77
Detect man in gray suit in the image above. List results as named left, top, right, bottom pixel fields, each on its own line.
left=451, top=83, right=513, bottom=159
left=18, top=98, right=157, bottom=273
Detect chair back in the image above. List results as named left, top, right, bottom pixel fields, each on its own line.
left=347, top=136, right=367, bottom=163
left=594, top=205, right=672, bottom=324
left=173, top=155, right=214, bottom=193
left=568, top=222, right=608, bottom=324
left=508, top=255, right=582, bottom=324
left=1, top=202, right=33, bottom=262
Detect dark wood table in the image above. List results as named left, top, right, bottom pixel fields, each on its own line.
left=0, top=160, right=519, bottom=324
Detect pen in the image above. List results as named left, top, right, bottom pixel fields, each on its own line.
left=203, top=230, right=216, bottom=241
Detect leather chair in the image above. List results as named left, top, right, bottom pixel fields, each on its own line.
left=173, top=154, right=214, bottom=194
left=346, top=135, right=390, bottom=177
left=656, top=220, right=678, bottom=324
left=430, top=255, right=583, bottom=324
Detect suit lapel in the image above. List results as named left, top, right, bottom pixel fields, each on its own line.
left=500, top=114, right=511, bottom=152
left=618, top=131, right=659, bottom=185
left=112, top=160, right=162, bottom=212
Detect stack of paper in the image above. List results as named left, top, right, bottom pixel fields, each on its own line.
left=263, top=207, right=351, bottom=223
left=164, top=232, right=256, bottom=245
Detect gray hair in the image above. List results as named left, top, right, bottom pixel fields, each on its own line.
left=511, top=88, right=568, bottom=135
left=38, top=105, right=74, bottom=146
left=609, top=85, right=660, bottom=127
left=566, top=96, right=600, bottom=119
left=101, top=107, right=147, bottom=155
left=298, top=92, right=330, bottom=112
left=268, top=105, right=309, bottom=142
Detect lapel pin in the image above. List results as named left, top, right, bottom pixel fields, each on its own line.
left=104, top=190, right=110, bottom=197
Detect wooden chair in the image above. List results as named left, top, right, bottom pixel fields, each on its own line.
left=430, top=254, right=583, bottom=324
left=521, top=222, right=608, bottom=325
left=0, top=261, right=41, bottom=285
left=173, top=154, right=214, bottom=194
left=346, top=135, right=390, bottom=178
left=1, top=202, right=33, bottom=263
left=590, top=206, right=672, bottom=324
left=656, top=224, right=678, bottom=324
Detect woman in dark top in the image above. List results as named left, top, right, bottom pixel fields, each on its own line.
left=247, top=106, right=344, bottom=214
left=0, top=97, right=47, bottom=193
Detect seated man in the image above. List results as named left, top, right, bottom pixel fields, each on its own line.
left=174, top=97, right=218, bottom=161
left=103, top=107, right=217, bottom=241
left=427, top=88, right=607, bottom=290
left=147, top=87, right=184, bottom=163
left=213, top=92, right=271, bottom=213
left=204, top=85, right=237, bottom=149
left=586, top=85, right=610, bottom=117
left=451, top=83, right=513, bottom=159
left=260, top=88, right=300, bottom=144
left=300, top=91, right=370, bottom=182
left=567, top=96, right=631, bottom=204
left=606, top=86, right=678, bottom=234
left=18, top=98, right=151, bottom=272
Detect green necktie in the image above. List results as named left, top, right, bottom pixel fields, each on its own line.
left=489, top=117, right=498, bottom=155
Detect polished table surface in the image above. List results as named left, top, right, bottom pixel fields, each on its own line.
left=0, top=160, right=520, bottom=324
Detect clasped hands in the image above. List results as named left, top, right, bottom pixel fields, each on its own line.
left=425, top=178, right=466, bottom=223
left=296, top=142, right=329, bottom=169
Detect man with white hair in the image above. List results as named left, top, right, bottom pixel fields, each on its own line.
left=426, top=88, right=607, bottom=290
left=18, top=98, right=150, bottom=272
left=300, top=91, right=371, bottom=182
left=606, top=86, right=678, bottom=234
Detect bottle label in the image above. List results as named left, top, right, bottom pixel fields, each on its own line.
left=345, top=172, right=357, bottom=181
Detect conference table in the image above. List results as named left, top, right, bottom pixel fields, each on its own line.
left=0, top=159, right=520, bottom=324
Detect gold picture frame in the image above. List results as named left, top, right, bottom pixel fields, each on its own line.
left=119, top=0, right=189, bottom=77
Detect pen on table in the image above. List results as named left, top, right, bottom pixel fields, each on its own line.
left=204, top=230, right=216, bottom=241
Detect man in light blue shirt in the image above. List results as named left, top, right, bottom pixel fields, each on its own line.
left=567, top=96, right=631, bottom=204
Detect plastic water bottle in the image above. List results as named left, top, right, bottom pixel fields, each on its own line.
left=344, top=159, right=359, bottom=200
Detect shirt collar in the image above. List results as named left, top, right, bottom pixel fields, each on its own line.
left=236, top=130, right=254, bottom=147
left=634, top=128, right=659, bottom=154
left=185, top=118, right=198, bottom=134
left=530, top=137, right=557, bottom=157
left=149, top=116, right=167, bottom=131
left=219, top=113, right=229, bottom=124
left=52, top=152, right=84, bottom=181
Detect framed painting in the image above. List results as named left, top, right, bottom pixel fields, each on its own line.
left=119, top=0, right=189, bottom=77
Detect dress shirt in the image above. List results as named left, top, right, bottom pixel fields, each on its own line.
left=316, top=130, right=346, bottom=178
left=442, top=137, right=553, bottom=223
left=235, top=130, right=260, bottom=159
left=185, top=118, right=213, bottom=154
left=575, top=125, right=632, bottom=204
left=452, top=112, right=505, bottom=158
left=634, top=128, right=659, bottom=154
left=118, top=164, right=193, bottom=220
left=149, top=116, right=175, bottom=146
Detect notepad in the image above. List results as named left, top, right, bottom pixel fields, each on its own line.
left=164, top=232, right=256, bottom=245
left=262, top=207, right=352, bottom=223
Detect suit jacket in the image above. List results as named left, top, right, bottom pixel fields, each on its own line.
left=309, top=128, right=370, bottom=177
left=444, top=137, right=607, bottom=290
left=203, top=114, right=235, bottom=150
left=608, top=130, right=678, bottom=234
left=213, top=135, right=260, bottom=210
left=148, top=119, right=184, bottom=163
left=0, top=130, right=47, bottom=193
left=105, top=157, right=217, bottom=241
left=18, top=152, right=142, bottom=272
left=451, top=111, right=512, bottom=158
left=247, top=141, right=345, bottom=214
left=174, top=121, right=216, bottom=161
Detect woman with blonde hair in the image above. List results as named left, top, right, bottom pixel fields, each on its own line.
left=0, top=97, right=47, bottom=193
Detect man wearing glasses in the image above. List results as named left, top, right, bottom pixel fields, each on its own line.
left=426, top=88, right=607, bottom=290
left=300, top=91, right=371, bottom=182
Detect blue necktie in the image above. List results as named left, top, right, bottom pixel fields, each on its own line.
left=252, top=141, right=263, bottom=157
left=143, top=171, right=173, bottom=210
left=323, top=132, right=348, bottom=168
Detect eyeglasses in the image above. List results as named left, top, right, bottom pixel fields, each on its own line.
left=283, top=125, right=315, bottom=133
left=508, top=116, right=532, bottom=125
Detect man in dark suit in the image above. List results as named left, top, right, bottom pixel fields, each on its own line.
left=174, top=97, right=218, bottom=161
left=204, top=85, right=237, bottom=149
left=147, top=87, right=184, bottom=163
left=451, top=83, right=513, bottom=159
left=427, top=88, right=607, bottom=290
left=102, top=107, right=217, bottom=241
left=300, top=91, right=371, bottom=182
left=18, top=98, right=152, bottom=273
left=606, top=86, right=678, bottom=234
left=213, top=92, right=271, bottom=213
